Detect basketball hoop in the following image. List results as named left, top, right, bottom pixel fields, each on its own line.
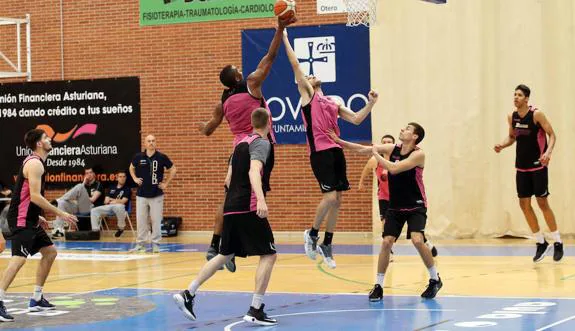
left=342, top=0, right=377, bottom=27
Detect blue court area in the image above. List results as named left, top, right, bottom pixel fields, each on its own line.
left=3, top=240, right=574, bottom=257
left=4, top=288, right=575, bottom=331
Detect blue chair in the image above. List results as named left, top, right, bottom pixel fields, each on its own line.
left=100, top=199, right=136, bottom=237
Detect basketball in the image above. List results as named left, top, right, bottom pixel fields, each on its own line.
left=274, top=0, right=296, bottom=20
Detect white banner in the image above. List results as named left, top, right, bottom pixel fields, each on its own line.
left=317, top=0, right=347, bottom=14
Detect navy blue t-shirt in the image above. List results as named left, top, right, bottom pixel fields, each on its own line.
left=131, top=151, right=173, bottom=198
left=107, top=184, right=131, bottom=203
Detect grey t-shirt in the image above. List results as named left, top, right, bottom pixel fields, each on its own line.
left=249, top=138, right=271, bottom=165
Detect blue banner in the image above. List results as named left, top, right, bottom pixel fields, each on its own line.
left=242, top=24, right=371, bottom=144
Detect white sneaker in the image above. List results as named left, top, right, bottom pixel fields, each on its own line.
left=304, top=230, right=319, bottom=260
left=130, top=244, right=146, bottom=253
left=317, top=243, right=336, bottom=269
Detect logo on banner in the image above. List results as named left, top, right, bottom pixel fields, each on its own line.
left=294, top=36, right=336, bottom=83
left=36, top=123, right=98, bottom=143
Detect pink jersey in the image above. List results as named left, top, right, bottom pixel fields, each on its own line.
left=376, top=163, right=390, bottom=201
left=221, top=80, right=276, bottom=147
left=301, top=92, right=341, bottom=153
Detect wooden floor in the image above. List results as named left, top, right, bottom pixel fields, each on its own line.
left=1, top=235, right=574, bottom=330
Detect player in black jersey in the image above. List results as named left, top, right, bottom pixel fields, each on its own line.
left=174, top=109, right=278, bottom=326
left=330, top=123, right=442, bottom=300
left=494, top=84, right=562, bottom=262
left=0, top=129, right=77, bottom=322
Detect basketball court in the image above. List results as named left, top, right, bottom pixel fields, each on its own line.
left=2, top=0, right=575, bottom=330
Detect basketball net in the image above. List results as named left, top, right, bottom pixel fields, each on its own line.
left=342, top=0, right=377, bottom=27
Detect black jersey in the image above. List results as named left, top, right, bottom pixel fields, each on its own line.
left=512, top=106, right=547, bottom=171
left=224, top=134, right=271, bottom=215
left=388, top=145, right=427, bottom=210
left=7, top=154, right=45, bottom=229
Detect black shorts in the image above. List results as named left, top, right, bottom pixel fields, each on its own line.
left=310, top=147, right=350, bottom=193
left=516, top=168, right=549, bottom=198
left=220, top=212, right=276, bottom=258
left=383, top=208, right=427, bottom=239
left=9, top=226, right=53, bottom=258
left=378, top=200, right=389, bottom=220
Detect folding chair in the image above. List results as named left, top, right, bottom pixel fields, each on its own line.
left=101, top=199, right=136, bottom=237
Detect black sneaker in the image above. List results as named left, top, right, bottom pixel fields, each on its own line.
left=114, top=229, right=124, bottom=238
left=368, top=284, right=383, bottom=302
left=553, top=242, right=564, bottom=262
left=51, top=229, right=64, bottom=239
left=172, top=290, right=196, bottom=321
left=28, top=296, right=55, bottom=312
left=431, top=246, right=438, bottom=257
left=0, top=301, right=14, bottom=322
left=421, top=276, right=443, bottom=299
left=206, top=246, right=223, bottom=270
left=224, top=255, right=236, bottom=273
left=533, top=241, right=551, bottom=262
left=243, top=304, right=277, bottom=326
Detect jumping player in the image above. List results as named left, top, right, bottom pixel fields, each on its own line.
left=283, top=29, right=378, bottom=268
left=197, top=16, right=295, bottom=273
left=494, top=84, right=563, bottom=262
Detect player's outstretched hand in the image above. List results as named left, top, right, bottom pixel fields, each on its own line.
left=278, top=16, right=297, bottom=29
left=61, top=212, right=78, bottom=225
left=493, top=144, right=503, bottom=153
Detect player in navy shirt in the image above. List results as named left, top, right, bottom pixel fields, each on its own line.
left=90, top=171, right=131, bottom=237
left=494, top=84, right=562, bottom=262
left=129, top=135, right=176, bottom=253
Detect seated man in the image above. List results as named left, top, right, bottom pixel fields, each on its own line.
left=90, top=171, right=131, bottom=237
left=52, top=166, right=105, bottom=237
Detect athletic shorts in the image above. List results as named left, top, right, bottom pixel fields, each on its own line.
left=516, top=168, right=549, bottom=198
left=9, top=226, right=53, bottom=258
left=378, top=200, right=389, bottom=220
left=310, top=147, right=350, bottom=193
left=383, top=208, right=427, bottom=239
left=220, top=212, right=276, bottom=258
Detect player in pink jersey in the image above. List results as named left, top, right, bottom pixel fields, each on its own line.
left=196, top=17, right=295, bottom=273
left=283, top=29, right=378, bottom=269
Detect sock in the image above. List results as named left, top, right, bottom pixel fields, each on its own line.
left=425, top=240, right=434, bottom=249
left=210, top=234, right=221, bottom=250
left=187, top=280, right=200, bottom=296
left=376, top=273, right=385, bottom=286
left=33, top=285, right=43, bottom=301
left=0, top=289, right=5, bottom=301
left=251, top=294, right=264, bottom=309
left=323, top=232, right=334, bottom=246
left=428, top=266, right=439, bottom=281
left=534, top=231, right=545, bottom=244
left=551, top=231, right=562, bottom=243
left=309, top=227, right=319, bottom=238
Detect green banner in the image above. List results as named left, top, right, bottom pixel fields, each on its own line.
left=140, top=0, right=276, bottom=26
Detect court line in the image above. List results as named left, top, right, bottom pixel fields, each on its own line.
left=413, top=319, right=452, bottom=331
left=535, top=314, right=575, bottom=331
left=223, top=308, right=457, bottom=331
